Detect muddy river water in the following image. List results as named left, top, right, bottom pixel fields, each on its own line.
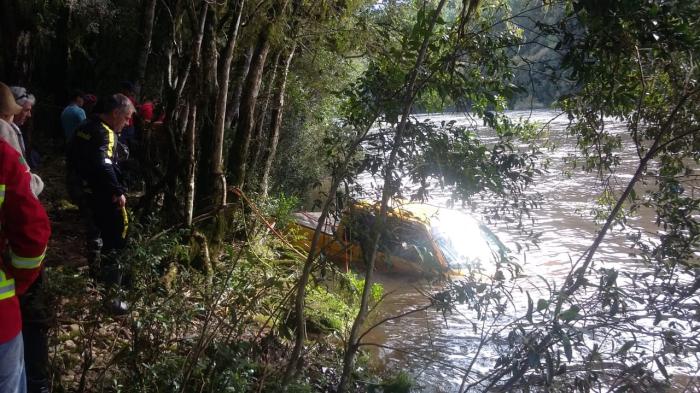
left=357, top=110, right=699, bottom=391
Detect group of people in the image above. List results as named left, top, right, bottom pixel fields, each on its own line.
left=0, top=81, right=140, bottom=393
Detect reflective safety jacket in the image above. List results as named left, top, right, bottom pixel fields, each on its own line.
left=67, top=117, right=125, bottom=198
left=0, top=140, right=50, bottom=344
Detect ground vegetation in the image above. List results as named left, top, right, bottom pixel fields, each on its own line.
left=0, top=0, right=698, bottom=392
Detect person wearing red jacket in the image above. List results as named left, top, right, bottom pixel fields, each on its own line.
left=0, top=138, right=51, bottom=393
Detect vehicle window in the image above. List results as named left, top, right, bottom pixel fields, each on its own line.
left=381, top=218, right=435, bottom=265
left=344, top=210, right=437, bottom=266
left=431, top=211, right=507, bottom=271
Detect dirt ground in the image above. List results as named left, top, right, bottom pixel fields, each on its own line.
left=36, top=151, right=88, bottom=268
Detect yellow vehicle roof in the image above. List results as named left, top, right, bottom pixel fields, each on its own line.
left=351, top=200, right=443, bottom=227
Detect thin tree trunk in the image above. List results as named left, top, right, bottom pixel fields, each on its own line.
left=137, top=0, right=185, bottom=217
left=203, top=7, right=219, bottom=96
left=176, top=3, right=208, bottom=99
left=552, top=90, right=697, bottom=317
left=134, top=0, right=157, bottom=97
left=283, top=174, right=344, bottom=385
left=283, top=117, right=378, bottom=385
left=228, top=26, right=271, bottom=190
left=162, top=2, right=208, bottom=222
left=225, top=46, right=254, bottom=131
left=261, top=43, right=296, bottom=197
left=185, top=104, right=197, bottom=226
left=163, top=103, right=189, bottom=221
left=248, top=51, right=281, bottom=188
left=211, top=0, right=245, bottom=206
left=338, top=0, right=450, bottom=389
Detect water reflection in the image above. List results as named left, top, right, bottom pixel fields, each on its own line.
left=430, top=209, right=506, bottom=275
left=361, top=110, right=696, bottom=392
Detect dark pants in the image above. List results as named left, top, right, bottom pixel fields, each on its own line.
left=92, top=196, right=128, bottom=287
left=67, top=172, right=129, bottom=287
left=19, top=273, right=50, bottom=393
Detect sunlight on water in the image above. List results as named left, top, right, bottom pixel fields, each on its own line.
left=430, top=210, right=502, bottom=274
left=361, top=110, right=698, bottom=392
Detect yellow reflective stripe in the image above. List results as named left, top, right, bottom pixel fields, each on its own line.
left=121, top=207, right=129, bottom=239
left=0, top=270, right=15, bottom=300
left=0, top=183, right=5, bottom=207
left=0, top=279, right=15, bottom=300
left=10, top=249, right=46, bottom=269
left=102, top=122, right=115, bottom=159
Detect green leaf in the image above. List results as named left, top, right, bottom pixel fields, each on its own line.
left=559, top=305, right=580, bottom=322
left=537, top=299, right=549, bottom=311
left=526, top=293, right=533, bottom=323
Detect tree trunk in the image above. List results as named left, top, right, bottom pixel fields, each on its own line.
left=203, top=7, right=219, bottom=97
left=163, top=103, right=189, bottom=222
left=283, top=174, right=344, bottom=385
left=248, top=51, right=281, bottom=189
left=133, top=0, right=157, bottom=97
left=338, top=0, right=450, bottom=389
left=161, top=2, right=208, bottom=223
left=184, top=104, right=198, bottom=226
left=283, top=122, right=378, bottom=386
left=225, top=45, right=254, bottom=131
left=260, top=43, right=296, bottom=197
left=211, top=0, right=245, bottom=206
left=227, top=26, right=271, bottom=190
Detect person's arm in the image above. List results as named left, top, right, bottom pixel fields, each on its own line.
left=93, top=125, right=126, bottom=198
left=1, top=143, right=50, bottom=294
left=0, top=120, right=23, bottom=156
left=29, top=173, right=44, bottom=197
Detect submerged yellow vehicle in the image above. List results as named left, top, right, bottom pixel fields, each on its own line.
left=291, top=202, right=508, bottom=277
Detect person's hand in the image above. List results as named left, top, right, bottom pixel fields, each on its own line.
left=113, top=194, right=126, bottom=208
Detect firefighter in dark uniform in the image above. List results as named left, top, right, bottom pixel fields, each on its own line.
left=66, top=94, right=134, bottom=314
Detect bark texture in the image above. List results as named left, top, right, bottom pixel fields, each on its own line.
left=248, top=51, right=281, bottom=188
left=260, top=43, right=296, bottom=197
left=134, top=0, right=158, bottom=97
left=211, top=0, right=245, bottom=206
left=228, top=26, right=271, bottom=190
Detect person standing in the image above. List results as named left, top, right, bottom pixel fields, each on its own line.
left=0, top=84, right=25, bottom=156
left=6, top=84, right=51, bottom=393
left=82, top=94, right=98, bottom=116
left=60, top=90, right=86, bottom=142
left=0, top=84, right=43, bottom=196
left=66, top=94, right=134, bottom=314
left=9, top=86, right=41, bottom=170
left=0, top=136, right=51, bottom=392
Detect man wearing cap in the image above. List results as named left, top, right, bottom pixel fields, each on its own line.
left=0, top=84, right=51, bottom=393
left=61, top=90, right=87, bottom=142
left=67, top=94, right=134, bottom=314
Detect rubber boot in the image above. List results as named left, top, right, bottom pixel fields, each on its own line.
left=102, top=252, right=129, bottom=316
left=87, top=238, right=103, bottom=281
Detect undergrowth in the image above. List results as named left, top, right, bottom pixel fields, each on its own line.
left=45, top=201, right=382, bottom=392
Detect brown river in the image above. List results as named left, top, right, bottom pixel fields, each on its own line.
left=357, top=110, right=699, bottom=392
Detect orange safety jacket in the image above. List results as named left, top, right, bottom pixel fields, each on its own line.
left=0, top=140, right=50, bottom=344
